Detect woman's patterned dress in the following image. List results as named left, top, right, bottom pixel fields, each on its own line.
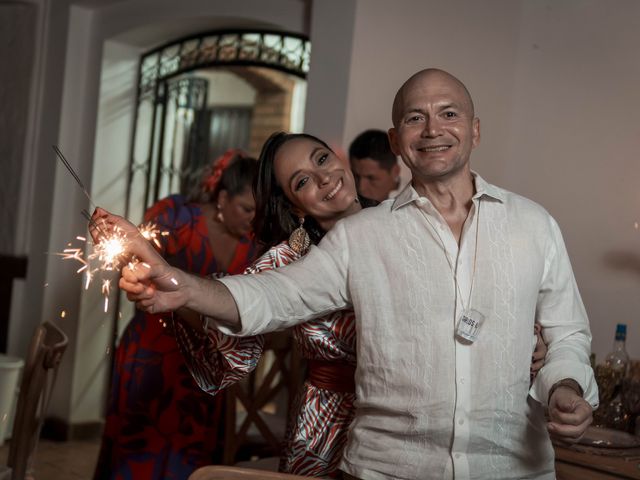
left=175, top=241, right=357, bottom=478
left=93, top=194, right=260, bottom=480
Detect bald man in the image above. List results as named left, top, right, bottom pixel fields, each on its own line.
left=105, top=68, right=598, bottom=479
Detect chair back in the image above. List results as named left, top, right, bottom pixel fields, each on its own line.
left=222, top=330, right=304, bottom=465
left=189, top=465, right=309, bottom=480
left=7, top=321, right=68, bottom=480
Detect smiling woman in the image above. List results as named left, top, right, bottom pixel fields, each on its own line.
left=253, top=132, right=362, bottom=250
left=168, top=131, right=370, bottom=477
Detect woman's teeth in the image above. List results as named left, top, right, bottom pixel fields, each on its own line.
left=324, top=178, right=343, bottom=201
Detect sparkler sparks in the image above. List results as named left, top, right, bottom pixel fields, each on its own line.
left=102, top=279, right=111, bottom=312
left=139, top=222, right=169, bottom=249
left=55, top=221, right=167, bottom=313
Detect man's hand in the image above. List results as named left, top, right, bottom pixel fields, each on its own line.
left=120, top=261, right=188, bottom=314
left=90, top=208, right=240, bottom=325
left=90, top=207, right=188, bottom=314
left=547, top=383, right=593, bottom=443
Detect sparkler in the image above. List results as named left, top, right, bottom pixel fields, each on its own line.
left=53, top=146, right=170, bottom=313
left=53, top=145, right=96, bottom=209
left=55, top=222, right=166, bottom=313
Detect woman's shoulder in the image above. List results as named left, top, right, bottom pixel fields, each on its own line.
left=144, top=194, right=200, bottom=228
left=244, top=240, right=301, bottom=274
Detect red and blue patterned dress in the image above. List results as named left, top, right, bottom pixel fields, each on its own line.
left=175, top=241, right=357, bottom=478
left=93, top=194, right=260, bottom=480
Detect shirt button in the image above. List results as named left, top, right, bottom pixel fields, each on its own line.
left=455, top=453, right=461, bottom=460
left=459, top=377, right=464, bottom=384
left=458, top=418, right=464, bottom=425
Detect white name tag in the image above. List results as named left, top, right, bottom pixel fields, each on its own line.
left=455, top=309, right=485, bottom=343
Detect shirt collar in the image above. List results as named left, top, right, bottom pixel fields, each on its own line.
left=391, top=170, right=505, bottom=211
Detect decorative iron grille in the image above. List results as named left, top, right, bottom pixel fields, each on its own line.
left=138, top=30, right=311, bottom=101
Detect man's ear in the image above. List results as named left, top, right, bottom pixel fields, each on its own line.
left=471, top=117, right=481, bottom=149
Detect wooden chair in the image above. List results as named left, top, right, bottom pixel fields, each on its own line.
left=222, top=330, right=304, bottom=465
left=189, top=465, right=309, bottom=480
left=4, top=321, right=68, bottom=480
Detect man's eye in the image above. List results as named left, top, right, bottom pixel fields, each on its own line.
left=318, top=153, right=328, bottom=165
left=406, top=115, right=423, bottom=124
left=444, top=111, right=457, bottom=118
left=295, top=177, right=309, bottom=191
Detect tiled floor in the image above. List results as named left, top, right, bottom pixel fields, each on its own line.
left=0, top=438, right=280, bottom=479
left=0, top=437, right=100, bottom=479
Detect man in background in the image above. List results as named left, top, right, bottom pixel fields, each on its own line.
left=349, top=129, right=405, bottom=201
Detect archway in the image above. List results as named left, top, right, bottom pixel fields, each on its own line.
left=125, top=30, right=310, bottom=221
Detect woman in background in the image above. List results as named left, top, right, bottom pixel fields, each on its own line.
left=93, top=150, right=260, bottom=480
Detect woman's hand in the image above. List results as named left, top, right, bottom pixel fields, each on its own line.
left=90, top=207, right=164, bottom=267
left=531, top=323, right=547, bottom=380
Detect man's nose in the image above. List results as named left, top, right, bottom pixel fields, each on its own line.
left=422, top=117, right=442, bottom=137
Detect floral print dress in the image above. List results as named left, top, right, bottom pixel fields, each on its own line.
left=93, top=194, right=259, bottom=480
left=175, top=240, right=357, bottom=478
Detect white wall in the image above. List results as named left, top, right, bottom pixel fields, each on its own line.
left=340, top=0, right=640, bottom=360
left=202, top=70, right=256, bottom=107
left=303, top=0, right=357, bottom=146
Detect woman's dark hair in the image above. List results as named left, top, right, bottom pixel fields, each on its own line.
left=253, top=132, right=333, bottom=248
left=189, top=154, right=258, bottom=203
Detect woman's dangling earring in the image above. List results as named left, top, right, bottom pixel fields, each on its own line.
left=289, top=217, right=311, bottom=255
left=216, top=204, right=224, bottom=223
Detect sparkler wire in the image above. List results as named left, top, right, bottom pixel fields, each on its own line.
left=53, top=145, right=96, bottom=208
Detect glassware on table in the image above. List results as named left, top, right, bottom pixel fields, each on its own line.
left=593, top=363, right=625, bottom=428
left=604, top=323, right=629, bottom=379
left=621, top=360, right=640, bottom=434
left=595, top=364, right=622, bottom=405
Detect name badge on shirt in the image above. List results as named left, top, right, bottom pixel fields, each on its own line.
left=455, top=309, right=485, bottom=343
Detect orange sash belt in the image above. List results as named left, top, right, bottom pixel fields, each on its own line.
left=307, top=359, right=356, bottom=393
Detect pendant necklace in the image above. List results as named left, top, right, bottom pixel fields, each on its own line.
left=419, top=198, right=484, bottom=343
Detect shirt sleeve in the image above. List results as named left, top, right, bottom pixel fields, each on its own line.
left=529, top=216, right=599, bottom=408
left=215, top=220, right=352, bottom=336
left=173, top=316, right=264, bottom=396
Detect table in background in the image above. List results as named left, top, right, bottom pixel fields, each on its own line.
left=555, top=443, right=640, bottom=479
